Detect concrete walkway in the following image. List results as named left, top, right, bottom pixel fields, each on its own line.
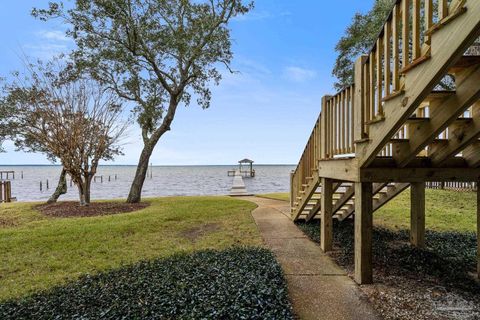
left=245, top=196, right=380, bottom=320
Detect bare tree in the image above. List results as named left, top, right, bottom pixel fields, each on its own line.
left=4, top=61, right=127, bottom=206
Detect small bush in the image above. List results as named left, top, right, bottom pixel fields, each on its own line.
left=0, top=247, right=293, bottom=319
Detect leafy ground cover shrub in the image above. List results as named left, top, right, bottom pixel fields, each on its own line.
left=0, top=247, right=293, bottom=320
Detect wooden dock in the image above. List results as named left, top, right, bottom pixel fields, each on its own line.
left=1, top=181, right=14, bottom=203
left=229, top=170, right=252, bottom=196
left=0, top=171, right=15, bottom=180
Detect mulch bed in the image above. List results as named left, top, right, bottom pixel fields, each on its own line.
left=36, top=201, right=150, bottom=218
left=296, top=220, right=480, bottom=320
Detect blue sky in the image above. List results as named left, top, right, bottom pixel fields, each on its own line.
left=0, top=0, right=375, bottom=165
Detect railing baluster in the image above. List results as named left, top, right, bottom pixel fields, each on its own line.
left=329, top=100, right=332, bottom=157
left=425, top=0, right=433, bottom=44
left=363, top=62, right=370, bottom=134
left=336, top=96, right=339, bottom=154
left=376, top=38, right=383, bottom=116
left=392, top=5, right=400, bottom=91
left=350, top=86, right=355, bottom=152
left=346, top=88, right=351, bottom=153
left=326, top=100, right=330, bottom=158
left=439, top=0, right=449, bottom=19
left=369, top=52, right=375, bottom=122
left=384, top=22, right=392, bottom=98
left=402, top=0, right=410, bottom=69
left=341, top=90, right=345, bottom=153
left=412, top=0, right=421, bottom=60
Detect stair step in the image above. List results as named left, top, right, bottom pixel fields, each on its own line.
left=425, top=90, right=456, bottom=101
left=449, top=55, right=480, bottom=73
left=366, top=116, right=386, bottom=125
left=406, top=117, right=430, bottom=124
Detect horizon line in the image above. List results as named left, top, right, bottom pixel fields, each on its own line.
left=0, top=163, right=296, bottom=167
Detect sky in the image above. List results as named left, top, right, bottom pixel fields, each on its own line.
left=0, top=0, right=375, bottom=166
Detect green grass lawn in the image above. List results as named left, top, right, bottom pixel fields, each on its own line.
left=263, top=189, right=477, bottom=232
left=375, top=189, right=477, bottom=232
left=0, top=196, right=262, bottom=301
left=256, top=193, right=290, bottom=202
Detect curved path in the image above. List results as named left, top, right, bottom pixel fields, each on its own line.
left=244, top=196, right=381, bottom=320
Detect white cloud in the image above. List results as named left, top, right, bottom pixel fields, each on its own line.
left=36, top=30, right=70, bottom=42
left=23, top=29, right=73, bottom=59
left=234, top=10, right=291, bottom=22
left=283, top=66, right=317, bottom=82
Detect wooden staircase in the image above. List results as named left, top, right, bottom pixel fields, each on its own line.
left=290, top=0, right=480, bottom=284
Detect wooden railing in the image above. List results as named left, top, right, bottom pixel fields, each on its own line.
left=359, top=0, right=466, bottom=138
left=1, top=181, right=12, bottom=203
left=323, top=85, right=355, bottom=159
left=291, top=115, right=321, bottom=205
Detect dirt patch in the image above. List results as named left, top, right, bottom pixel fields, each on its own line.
left=0, top=217, right=17, bottom=228
left=181, top=223, right=221, bottom=242
left=36, top=201, right=150, bottom=218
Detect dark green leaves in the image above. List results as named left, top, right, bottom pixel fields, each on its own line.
left=0, top=247, right=293, bottom=319
left=332, top=0, right=395, bottom=90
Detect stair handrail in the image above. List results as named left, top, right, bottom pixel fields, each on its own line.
left=357, top=0, right=467, bottom=144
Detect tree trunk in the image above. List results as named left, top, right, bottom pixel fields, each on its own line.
left=127, top=143, right=154, bottom=203
left=77, top=182, right=86, bottom=206
left=47, top=168, right=67, bottom=204
left=84, top=176, right=92, bottom=205
left=127, top=97, right=179, bottom=203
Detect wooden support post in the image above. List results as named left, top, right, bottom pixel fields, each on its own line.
left=410, top=182, right=426, bottom=248
left=354, top=56, right=368, bottom=141
left=320, top=178, right=333, bottom=252
left=290, top=171, right=294, bottom=208
left=321, top=96, right=331, bottom=159
left=355, top=182, right=373, bottom=284
left=477, top=183, right=480, bottom=279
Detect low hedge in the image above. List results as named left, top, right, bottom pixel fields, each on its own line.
left=0, top=247, right=293, bottom=319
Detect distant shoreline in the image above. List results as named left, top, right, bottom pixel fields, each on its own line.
left=0, top=164, right=296, bottom=167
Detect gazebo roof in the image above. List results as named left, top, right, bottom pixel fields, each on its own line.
left=238, top=158, right=254, bottom=164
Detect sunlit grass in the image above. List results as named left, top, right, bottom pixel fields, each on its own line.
left=256, top=193, right=290, bottom=202
left=0, top=196, right=261, bottom=301
left=261, top=189, right=477, bottom=232
left=375, top=188, right=477, bottom=233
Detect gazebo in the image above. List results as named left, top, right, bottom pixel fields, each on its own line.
left=238, top=159, right=255, bottom=178
left=228, top=158, right=256, bottom=178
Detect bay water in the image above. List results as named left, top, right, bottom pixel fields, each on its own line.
left=0, top=165, right=295, bottom=202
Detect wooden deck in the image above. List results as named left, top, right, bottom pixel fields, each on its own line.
left=291, top=0, right=480, bottom=284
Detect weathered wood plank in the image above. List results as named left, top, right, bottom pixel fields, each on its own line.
left=317, top=158, right=359, bottom=182
left=320, top=178, right=333, bottom=252
left=410, top=182, right=425, bottom=248
left=354, top=182, right=373, bottom=284
left=360, top=167, right=480, bottom=182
